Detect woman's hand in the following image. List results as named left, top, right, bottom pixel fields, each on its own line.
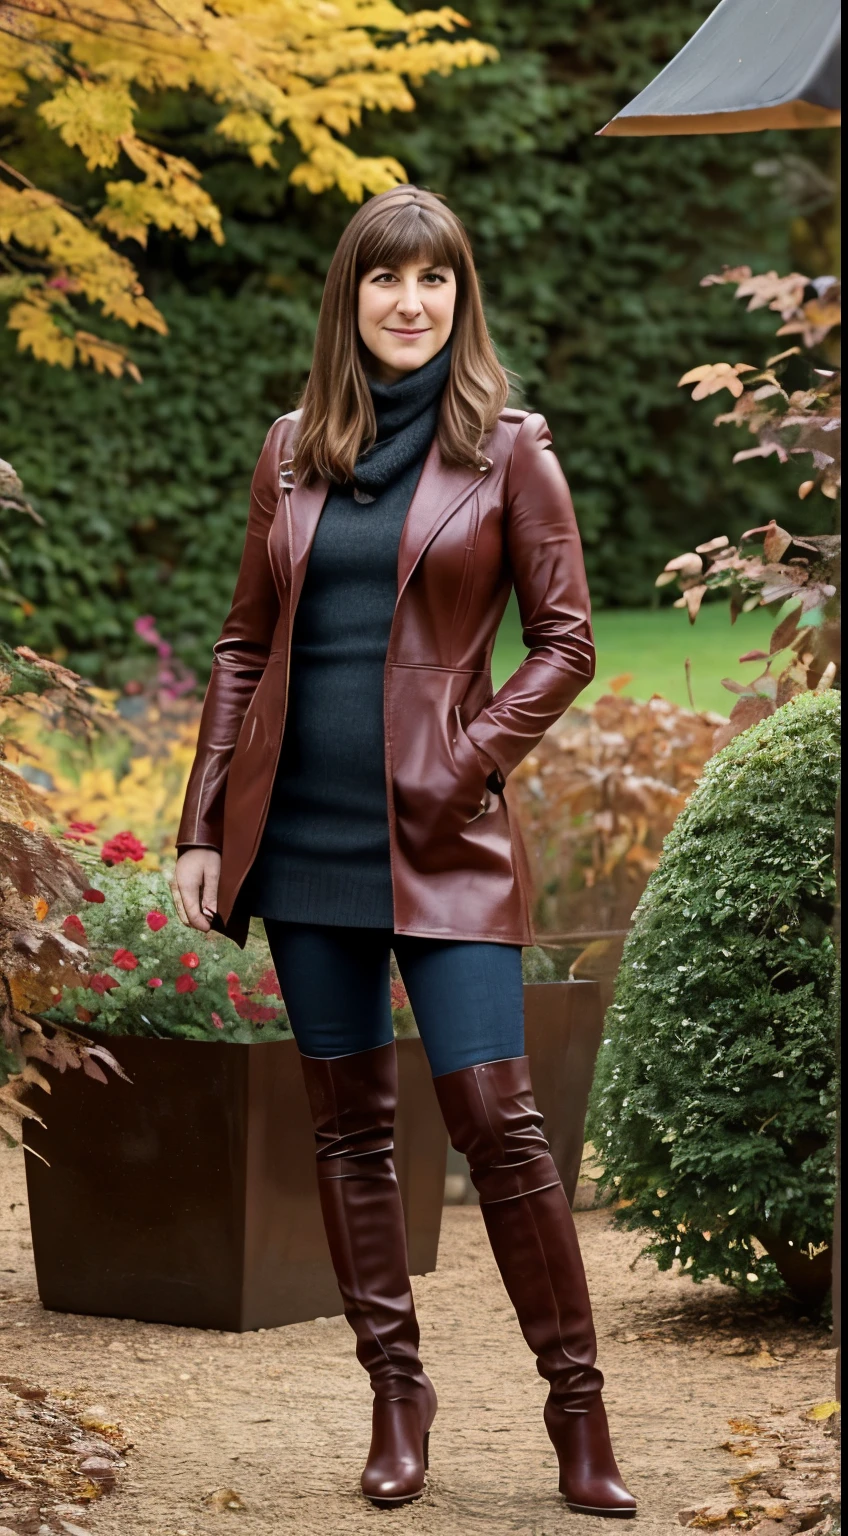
left=172, top=848, right=222, bottom=932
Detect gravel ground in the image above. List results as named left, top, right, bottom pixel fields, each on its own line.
left=0, top=1146, right=836, bottom=1536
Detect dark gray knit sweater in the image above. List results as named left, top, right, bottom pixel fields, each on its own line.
left=244, top=343, right=451, bottom=927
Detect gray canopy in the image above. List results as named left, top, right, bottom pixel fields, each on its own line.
left=599, top=0, right=840, bottom=136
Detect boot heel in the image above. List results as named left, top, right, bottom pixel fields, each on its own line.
left=544, top=1397, right=636, bottom=1517
left=423, top=1430, right=430, bottom=1471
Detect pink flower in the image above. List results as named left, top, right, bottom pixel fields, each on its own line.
left=147, top=977, right=163, bottom=988
left=175, top=974, right=197, bottom=994
left=113, top=948, right=138, bottom=971
left=62, top=914, right=87, bottom=940
left=146, top=910, right=168, bottom=932
left=179, top=952, right=200, bottom=969
left=90, top=973, right=119, bottom=995
left=82, top=888, right=106, bottom=904
left=211, top=1012, right=225, bottom=1030
left=101, top=831, right=146, bottom=865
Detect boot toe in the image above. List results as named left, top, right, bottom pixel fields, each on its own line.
left=564, top=1483, right=638, bottom=1518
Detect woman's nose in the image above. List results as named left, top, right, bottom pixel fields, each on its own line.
left=396, top=282, right=423, bottom=318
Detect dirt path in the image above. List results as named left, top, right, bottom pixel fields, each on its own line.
left=0, top=1146, right=836, bottom=1536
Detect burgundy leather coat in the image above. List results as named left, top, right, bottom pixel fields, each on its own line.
left=175, top=408, right=595, bottom=947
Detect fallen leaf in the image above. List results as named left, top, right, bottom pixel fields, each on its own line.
left=722, top=1438, right=756, bottom=1456
left=205, top=1487, right=246, bottom=1512
left=806, top=1401, right=840, bottom=1421
left=749, top=1348, right=780, bottom=1370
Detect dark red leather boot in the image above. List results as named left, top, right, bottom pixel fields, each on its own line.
left=299, top=1041, right=436, bottom=1506
left=434, top=1054, right=636, bottom=1518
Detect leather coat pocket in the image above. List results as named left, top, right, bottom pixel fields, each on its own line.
left=451, top=706, right=492, bottom=823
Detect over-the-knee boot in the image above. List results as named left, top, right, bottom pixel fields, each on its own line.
left=299, top=1041, right=436, bottom=1506
left=434, top=1054, right=636, bottom=1518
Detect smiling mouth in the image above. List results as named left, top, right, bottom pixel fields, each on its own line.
left=386, top=327, right=430, bottom=337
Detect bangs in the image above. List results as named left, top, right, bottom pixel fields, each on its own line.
left=356, top=199, right=465, bottom=277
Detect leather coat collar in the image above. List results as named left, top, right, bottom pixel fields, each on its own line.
left=282, top=437, right=488, bottom=610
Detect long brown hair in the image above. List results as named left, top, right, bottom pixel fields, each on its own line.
left=292, top=187, right=510, bottom=485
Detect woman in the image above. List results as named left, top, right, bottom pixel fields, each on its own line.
left=173, top=186, right=636, bottom=1518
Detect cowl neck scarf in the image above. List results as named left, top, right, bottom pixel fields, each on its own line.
left=353, top=341, right=452, bottom=499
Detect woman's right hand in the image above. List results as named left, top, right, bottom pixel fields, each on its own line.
left=172, top=848, right=222, bottom=932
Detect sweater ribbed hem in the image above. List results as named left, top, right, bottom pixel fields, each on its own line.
left=246, top=860, right=395, bottom=928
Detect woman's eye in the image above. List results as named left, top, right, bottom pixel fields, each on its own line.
left=422, top=273, right=447, bottom=284
left=373, top=272, right=397, bottom=283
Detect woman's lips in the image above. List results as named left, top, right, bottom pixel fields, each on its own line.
left=386, top=327, right=430, bottom=337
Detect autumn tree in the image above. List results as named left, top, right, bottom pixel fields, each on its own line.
left=0, top=0, right=492, bottom=376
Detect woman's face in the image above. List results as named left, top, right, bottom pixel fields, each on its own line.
left=357, top=257, right=457, bottom=383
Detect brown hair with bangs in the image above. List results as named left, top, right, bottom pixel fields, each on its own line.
left=292, top=186, right=510, bottom=485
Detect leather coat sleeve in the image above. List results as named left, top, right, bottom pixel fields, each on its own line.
left=175, top=423, right=282, bottom=851
left=465, top=413, right=595, bottom=784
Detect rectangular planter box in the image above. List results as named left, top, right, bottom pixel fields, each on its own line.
left=524, top=979, right=605, bottom=1206
left=23, top=1036, right=447, bottom=1333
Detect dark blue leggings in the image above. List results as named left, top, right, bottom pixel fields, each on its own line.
left=263, top=921, right=524, bottom=1078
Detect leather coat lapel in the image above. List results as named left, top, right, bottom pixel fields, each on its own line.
left=276, top=477, right=329, bottom=605
left=397, top=438, right=487, bottom=601
left=269, top=444, right=482, bottom=608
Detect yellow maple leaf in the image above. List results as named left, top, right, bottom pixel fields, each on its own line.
left=2, top=0, right=495, bottom=371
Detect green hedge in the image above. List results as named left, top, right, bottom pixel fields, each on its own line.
left=588, top=690, right=839, bottom=1304
left=1, top=0, right=832, bottom=684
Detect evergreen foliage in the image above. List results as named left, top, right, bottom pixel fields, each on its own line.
left=1, top=1, right=834, bottom=683
left=588, top=690, right=839, bottom=1300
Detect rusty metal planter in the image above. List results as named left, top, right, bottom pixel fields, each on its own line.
left=521, top=979, right=605, bottom=1207
left=22, top=980, right=602, bottom=1333
left=23, top=1036, right=447, bottom=1333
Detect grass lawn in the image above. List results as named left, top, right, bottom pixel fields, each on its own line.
left=491, top=597, right=779, bottom=717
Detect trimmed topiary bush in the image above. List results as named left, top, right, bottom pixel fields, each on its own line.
left=588, top=690, right=840, bottom=1306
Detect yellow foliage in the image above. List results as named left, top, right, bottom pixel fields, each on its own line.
left=39, top=79, right=135, bottom=169
left=8, top=704, right=201, bottom=862
left=1, top=0, right=495, bottom=377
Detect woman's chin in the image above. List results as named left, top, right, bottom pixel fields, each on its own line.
left=372, top=342, right=440, bottom=376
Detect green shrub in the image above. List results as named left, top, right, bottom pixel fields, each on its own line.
left=588, top=690, right=839, bottom=1303
left=521, top=945, right=559, bottom=983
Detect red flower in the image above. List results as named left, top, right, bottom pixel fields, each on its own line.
left=62, top=914, right=87, bottom=941
left=100, top=830, right=146, bottom=865
left=75, top=1005, right=95, bottom=1023
left=175, top=973, right=198, bottom=994
left=90, top=973, right=119, bottom=995
left=82, top=888, right=106, bottom=903
left=211, top=1011, right=224, bottom=1030
left=390, top=979, right=410, bottom=1011
left=255, top=967, right=283, bottom=999
left=146, top=910, right=168, bottom=932
left=179, top=952, right=200, bottom=969
left=147, top=977, right=163, bottom=988
left=113, top=948, right=138, bottom=971
left=225, top=970, right=280, bottom=1024
left=63, top=826, right=97, bottom=844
